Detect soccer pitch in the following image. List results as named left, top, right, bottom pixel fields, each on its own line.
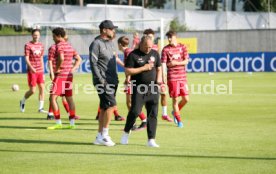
left=0, top=73, right=275, bottom=174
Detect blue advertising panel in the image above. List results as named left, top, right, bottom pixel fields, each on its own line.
left=1, top=52, right=276, bottom=74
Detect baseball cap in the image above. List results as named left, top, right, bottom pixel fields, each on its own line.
left=99, top=20, right=118, bottom=29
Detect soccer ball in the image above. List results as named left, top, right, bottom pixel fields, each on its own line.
left=12, top=84, right=19, bottom=91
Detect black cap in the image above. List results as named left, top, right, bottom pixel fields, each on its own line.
left=99, top=20, right=118, bottom=29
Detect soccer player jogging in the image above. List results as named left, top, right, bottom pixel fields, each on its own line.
left=117, top=36, right=147, bottom=131
left=47, top=35, right=80, bottom=120
left=20, top=29, right=47, bottom=113
left=47, top=27, right=82, bottom=130
left=161, top=31, right=189, bottom=128
left=89, top=20, right=119, bottom=146
left=121, top=36, right=162, bottom=147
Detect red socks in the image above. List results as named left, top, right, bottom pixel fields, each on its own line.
left=53, top=110, right=60, bottom=119
left=138, top=112, right=146, bottom=120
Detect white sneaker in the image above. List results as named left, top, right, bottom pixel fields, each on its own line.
left=101, top=135, right=115, bottom=147
left=20, top=100, right=25, bottom=112
left=147, top=139, right=160, bottom=148
left=93, top=135, right=103, bottom=145
left=38, top=108, right=48, bottom=114
left=120, top=132, right=130, bottom=145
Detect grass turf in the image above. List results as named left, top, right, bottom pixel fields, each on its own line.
left=0, top=72, right=275, bottom=174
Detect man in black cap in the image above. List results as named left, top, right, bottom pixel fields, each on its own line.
left=89, top=20, right=119, bottom=146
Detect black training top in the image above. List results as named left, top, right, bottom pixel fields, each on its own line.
left=89, top=36, right=118, bottom=85
left=125, top=48, right=161, bottom=85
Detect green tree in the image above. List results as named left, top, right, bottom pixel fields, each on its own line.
left=169, top=17, right=188, bottom=32
left=243, top=0, right=276, bottom=12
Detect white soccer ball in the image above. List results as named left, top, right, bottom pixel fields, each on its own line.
left=12, top=84, right=19, bottom=91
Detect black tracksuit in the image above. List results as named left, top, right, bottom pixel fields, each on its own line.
left=124, top=48, right=161, bottom=139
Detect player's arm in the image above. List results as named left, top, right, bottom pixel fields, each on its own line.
left=156, top=53, right=162, bottom=84
left=25, top=56, right=36, bottom=73
left=24, top=45, right=36, bottom=73
left=125, top=63, right=153, bottom=76
left=116, top=54, right=125, bottom=67
left=172, top=59, right=189, bottom=66
left=40, top=47, right=45, bottom=73
left=71, top=54, right=82, bottom=72
left=56, top=52, right=64, bottom=73
left=160, top=48, right=167, bottom=83
left=176, top=45, right=189, bottom=66
left=48, top=60, right=54, bottom=80
left=40, top=55, right=44, bottom=74
left=89, top=42, right=105, bottom=85
left=156, top=66, right=162, bottom=84
left=161, top=63, right=167, bottom=84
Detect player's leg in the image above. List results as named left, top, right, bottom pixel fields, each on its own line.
left=160, top=83, right=172, bottom=121
left=179, top=95, right=189, bottom=111
left=95, top=106, right=100, bottom=120
left=113, top=105, right=125, bottom=121
left=121, top=90, right=144, bottom=145
left=62, top=96, right=80, bottom=120
left=37, top=73, right=46, bottom=113
left=20, top=73, right=37, bottom=112
left=64, top=96, right=76, bottom=129
left=126, top=93, right=131, bottom=110
left=47, top=95, right=54, bottom=120
left=37, top=82, right=47, bottom=113
left=178, top=81, right=189, bottom=111
left=47, top=94, right=62, bottom=130
left=98, top=84, right=118, bottom=146
left=47, top=77, right=62, bottom=129
left=93, top=107, right=105, bottom=145
left=145, top=90, right=159, bottom=147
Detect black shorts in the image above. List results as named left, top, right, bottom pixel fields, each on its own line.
left=95, top=83, right=118, bottom=110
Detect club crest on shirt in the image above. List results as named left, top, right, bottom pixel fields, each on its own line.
left=33, top=48, right=42, bottom=56
left=149, top=56, right=155, bottom=63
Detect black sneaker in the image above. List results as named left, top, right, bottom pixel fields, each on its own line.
left=115, top=115, right=125, bottom=121
left=131, top=124, right=138, bottom=131
left=47, top=114, right=54, bottom=120
left=133, top=122, right=147, bottom=131
left=95, top=115, right=99, bottom=120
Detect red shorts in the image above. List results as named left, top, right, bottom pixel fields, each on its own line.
left=168, top=80, right=189, bottom=98
left=51, top=76, right=73, bottom=97
left=27, top=72, right=44, bottom=87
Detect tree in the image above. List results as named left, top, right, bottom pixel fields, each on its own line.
left=201, top=0, right=218, bottom=10
left=243, top=0, right=276, bottom=12
left=232, top=0, right=236, bottom=11
left=169, top=17, right=188, bottom=32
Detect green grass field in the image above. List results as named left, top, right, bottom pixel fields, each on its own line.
left=0, top=73, right=275, bottom=174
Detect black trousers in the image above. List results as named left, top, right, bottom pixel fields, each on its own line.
left=124, top=85, right=159, bottom=139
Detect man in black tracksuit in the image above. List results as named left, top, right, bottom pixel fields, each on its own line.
left=121, top=35, right=162, bottom=147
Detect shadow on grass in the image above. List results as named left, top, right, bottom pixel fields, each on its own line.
left=0, top=139, right=91, bottom=145
left=0, top=117, right=44, bottom=121
left=0, top=125, right=98, bottom=131
left=0, top=126, right=45, bottom=129
left=0, top=147, right=275, bottom=161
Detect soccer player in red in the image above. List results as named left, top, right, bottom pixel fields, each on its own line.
left=131, top=32, right=140, bottom=50
left=117, top=36, right=147, bottom=130
left=47, top=27, right=82, bottom=130
left=161, top=31, right=189, bottom=128
left=47, top=35, right=80, bottom=120
left=20, top=29, right=47, bottom=113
